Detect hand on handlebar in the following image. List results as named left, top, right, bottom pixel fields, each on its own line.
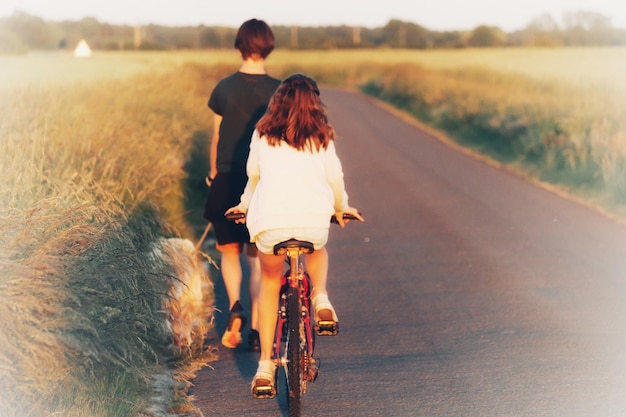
left=225, top=205, right=247, bottom=224
left=332, top=207, right=364, bottom=228
left=226, top=205, right=364, bottom=227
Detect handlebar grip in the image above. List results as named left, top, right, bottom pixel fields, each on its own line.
left=228, top=212, right=360, bottom=223
left=225, top=212, right=246, bottom=221
left=331, top=213, right=362, bottom=224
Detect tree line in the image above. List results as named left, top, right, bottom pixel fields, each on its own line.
left=1, top=10, right=625, bottom=54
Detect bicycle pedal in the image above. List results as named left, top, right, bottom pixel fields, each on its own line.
left=306, top=361, right=319, bottom=382
left=315, top=321, right=339, bottom=336
left=252, top=384, right=276, bottom=399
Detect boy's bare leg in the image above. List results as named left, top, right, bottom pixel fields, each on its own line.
left=219, top=243, right=243, bottom=308
left=218, top=243, right=245, bottom=348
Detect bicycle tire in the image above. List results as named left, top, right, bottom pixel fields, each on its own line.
left=286, top=286, right=302, bottom=417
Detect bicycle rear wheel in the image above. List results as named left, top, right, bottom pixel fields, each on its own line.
left=285, top=287, right=302, bottom=417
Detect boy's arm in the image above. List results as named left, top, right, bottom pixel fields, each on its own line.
left=208, top=113, right=222, bottom=181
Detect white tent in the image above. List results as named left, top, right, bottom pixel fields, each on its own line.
left=73, top=39, right=92, bottom=57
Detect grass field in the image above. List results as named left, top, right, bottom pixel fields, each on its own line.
left=277, top=47, right=626, bottom=91
left=3, top=46, right=626, bottom=91
left=1, top=46, right=625, bottom=416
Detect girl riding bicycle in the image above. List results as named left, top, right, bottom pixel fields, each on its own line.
left=226, top=73, right=363, bottom=396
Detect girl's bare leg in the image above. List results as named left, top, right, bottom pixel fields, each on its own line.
left=257, top=251, right=284, bottom=361
left=247, top=244, right=261, bottom=332
left=305, top=246, right=329, bottom=298
left=305, top=247, right=338, bottom=332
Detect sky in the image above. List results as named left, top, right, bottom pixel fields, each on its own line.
left=1, top=0, right=625, bottom=32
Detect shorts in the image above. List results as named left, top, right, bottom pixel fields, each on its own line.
left=215, top=241, right=258, bottom=256
left=253, top=227, right=329, bottom=255
left=203, top=172, right=250, bottom=245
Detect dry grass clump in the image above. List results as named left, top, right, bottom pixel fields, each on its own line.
left=156, top=237, right=214, bottom=356
left=0, top=62, right=225, bottom=416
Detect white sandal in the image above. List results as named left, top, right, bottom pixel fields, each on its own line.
left=312, top=293, right=339, bottom=336
left=251, top=360, right=276, bottom=399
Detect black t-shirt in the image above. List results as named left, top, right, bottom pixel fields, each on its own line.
left=208, top=72, right=281, bottom=174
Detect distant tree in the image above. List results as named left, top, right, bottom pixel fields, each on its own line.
left=198, top=26, right=234, bottom=49
left=523, top=13, right=562, bottom=46
left=382, top=20, right=430, bottom=48
left=0, top=24, right=27, bottom=54
left=404, top=22, right=430, bottom=48
left=293, top=26, right=329, bottom=49
left=528, top=13, right=560, bottom=32
left=2, top=11, right=61, bottom=49
left=430, top=30, right=464, bottom=48
left=468, top=25, right=506, bottom=47
left=326, top=25, right=359, bottom=48
left=563, top=10, right=611, bottom=31
left=366, top=26, right=386, bottom=47
left=2, top=10, right=624, bottom=52
left=271, top=26, right=290, bottom=49
left=68, top=17, right=105, bottom=49
left=143, top=24, right=201, bottom=49
left=562, top=10, right=613, bottom=45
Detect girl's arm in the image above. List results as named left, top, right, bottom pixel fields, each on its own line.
left=238, top=133, right=261, bottom=210
left=325, top=142, right=364, bottom=227
left=325, top=142, right=349, bottom=211
left=238, top=176, right=258, bottom=211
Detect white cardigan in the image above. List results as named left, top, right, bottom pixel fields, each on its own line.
left=239, top=130, right=349, bottom=240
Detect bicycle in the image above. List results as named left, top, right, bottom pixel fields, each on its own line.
left=225, top=212, right=360, bottom=417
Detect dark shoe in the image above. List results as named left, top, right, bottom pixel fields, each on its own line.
left=248, top=329, right=260, bottom=352
left=221, top=301, right=246, bottom=348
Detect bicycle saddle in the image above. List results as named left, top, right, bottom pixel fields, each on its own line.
left=273, top=239, right=315, bottom=255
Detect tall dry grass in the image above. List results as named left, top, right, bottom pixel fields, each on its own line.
left=0, top=62, right=228, bottom=416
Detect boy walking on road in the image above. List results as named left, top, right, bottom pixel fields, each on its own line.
left=203, top=18, right=281, bottom=351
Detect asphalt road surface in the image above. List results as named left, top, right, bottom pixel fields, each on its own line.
left=190, top=88, right=626, bottom=417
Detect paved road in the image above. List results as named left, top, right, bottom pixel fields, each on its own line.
left=190, top=88, right=626, bottom=417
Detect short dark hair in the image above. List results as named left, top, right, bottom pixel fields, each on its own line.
left=234, top=19, right=275, bottom=59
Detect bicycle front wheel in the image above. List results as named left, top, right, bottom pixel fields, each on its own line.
left=286, top=286, right=302, bottom=417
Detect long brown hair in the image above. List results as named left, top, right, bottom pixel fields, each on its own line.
left=256, top=74, right=335, bottom=151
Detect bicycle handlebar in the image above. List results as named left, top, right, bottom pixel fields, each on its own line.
left=330, top=213, right=362, bottom=224
left=225, top=212, right=362, bottom=223
left=225, top=212, right=246, bottom=221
